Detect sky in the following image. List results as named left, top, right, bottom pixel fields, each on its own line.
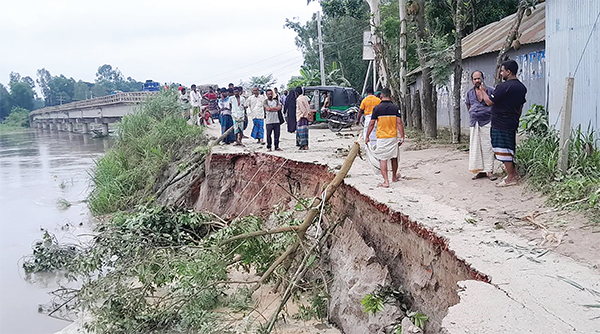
left=0, top=0, right=321, bottom=90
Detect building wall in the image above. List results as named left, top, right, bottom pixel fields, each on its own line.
left=409, top=42, right=546, bottom=129
left=546, top=0, right=600, bottom=133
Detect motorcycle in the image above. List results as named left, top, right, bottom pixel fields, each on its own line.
left=327, top=106, right=359, bottom=132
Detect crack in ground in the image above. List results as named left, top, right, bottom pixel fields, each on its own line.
left=491, top=283, right=580, bottom=333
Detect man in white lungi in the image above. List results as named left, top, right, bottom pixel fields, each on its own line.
left=465, top=70, right=497, bottom=181
left=365, top=88, right=405, bottom=188
left=357, top=86, right=381, bottom=146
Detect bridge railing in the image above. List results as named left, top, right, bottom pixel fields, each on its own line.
left=30, top=92, right=157, bottom=116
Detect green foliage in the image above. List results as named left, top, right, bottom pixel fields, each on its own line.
left=245, top=74, right=277, bottom=92
left=224, top=287, right=254, bottom=312
left=516, top=124, right=600, bottom=220
left=288, top=62, right=352, bottom=89
left=88, top=90, right=206, bottom=215
left=212, top=214, right=299, bottom=276
left=285, top=5, right=369, bottom=89
left=1, top=107, right=30, bottom=127
left=294, top=292, right=329, bottom=320
left=22, top=231, right=80, bottom=274
left=408, top=311, right=429, bottom=329
left=361, top=293, right=385, bottom=315
left=520, top=104, right=548, bottom=135
left=24, top=206, right=235, bottom=333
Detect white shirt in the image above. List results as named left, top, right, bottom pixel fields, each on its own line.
left=246, top=94, right=266, bottom=119
left=190, top=90, right=202, bottom=107
left=229, top=95, right=246, bottom=121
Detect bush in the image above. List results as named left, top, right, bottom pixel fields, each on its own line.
left=0, top=107, right=30, bottom=131
left=88, top=90, right=206, bottom=215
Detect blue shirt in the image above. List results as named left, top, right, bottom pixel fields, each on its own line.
left=466, top=86, right=493, bottom=127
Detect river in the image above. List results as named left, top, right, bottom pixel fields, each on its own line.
left=0, top=130, right=110, bottom=334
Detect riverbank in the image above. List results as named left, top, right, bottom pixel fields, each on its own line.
left=49, top=120, right=600, bottom=333
left=196, top=123, right=599, bottom=333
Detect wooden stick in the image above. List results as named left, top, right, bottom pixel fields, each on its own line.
left=220, top=225, right=300, bottom=245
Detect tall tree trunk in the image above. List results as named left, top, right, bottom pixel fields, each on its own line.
left=399, top=0, right=408, bottom=110
left=452, top=0, right=465, bottom=143
left=405, top=91, right=413, bottom=127
left=414, top=0, right=437, bottom=138
left=412, top=90, right=422, bottom=131
left=494, top=2, right=528, bottom=85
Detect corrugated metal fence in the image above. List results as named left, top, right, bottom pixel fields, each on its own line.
left=546, top=0, right=600, bottom=134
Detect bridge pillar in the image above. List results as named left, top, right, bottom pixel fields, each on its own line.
left=102, top=123, right=109, bottom=136
left=68, top=123, right=74, bottom=132
left=83, top=123, right=90, bottom=134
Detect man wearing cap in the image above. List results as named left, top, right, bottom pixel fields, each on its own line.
left=480, top=60, right=527, bottom=187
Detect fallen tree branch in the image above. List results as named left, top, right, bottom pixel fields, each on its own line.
left=252, top=141, right=360, bottom=290
left=219, top=225, right=299, bottom=245
left=264, top=219, right=342, bottom=333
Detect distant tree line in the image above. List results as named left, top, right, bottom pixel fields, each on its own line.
left=0, top=64, right=144, bottom=121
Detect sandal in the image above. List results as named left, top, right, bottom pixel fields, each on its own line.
left=472, top=172, right=487, bottom=180
left=496, top=179, right=517, bottom=187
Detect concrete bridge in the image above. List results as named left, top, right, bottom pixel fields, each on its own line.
left=29, top=92, right=156, bottom=135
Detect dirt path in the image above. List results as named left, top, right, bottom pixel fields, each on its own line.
left=207, top=123, right=600, bottom=333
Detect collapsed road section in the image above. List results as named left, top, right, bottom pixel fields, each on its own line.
left=166, top=147, right=599, bottom=334
left=178, top=152, right=486, bottom=333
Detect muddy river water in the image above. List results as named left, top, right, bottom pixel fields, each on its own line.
left=0, top=130, right=110, bottom=334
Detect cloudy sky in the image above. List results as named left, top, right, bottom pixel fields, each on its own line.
left=0, top=0, right=321, bottom=89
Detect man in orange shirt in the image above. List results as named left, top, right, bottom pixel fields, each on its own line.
left=357, top=87, right=381, bottom=145
left=366, top=88, right=405, bottom=188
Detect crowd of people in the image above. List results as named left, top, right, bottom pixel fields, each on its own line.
left=178, top=83, right=316, bottom=151
left=176, top=58, right=527, bottom=188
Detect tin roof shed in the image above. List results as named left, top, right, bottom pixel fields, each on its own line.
left=461, top=2, right=546, bottom=59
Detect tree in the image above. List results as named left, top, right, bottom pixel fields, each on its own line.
left=451, top=0, right=465, bottom=143
left=412, top=0, right=437, bottom=138
left=244, top=74, right=277, bottom=91
left=9, top=72, right=35, bottom=111
left=96, top=64, right=123, bottom=82
left=285, top=2, right=370, bottom=89
left=493, top=0, right=539, bottom=84
left=0, top=84, right=12, bottom=120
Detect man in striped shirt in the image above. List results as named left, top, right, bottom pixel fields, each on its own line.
left=365, top=88, right=405, bottom=188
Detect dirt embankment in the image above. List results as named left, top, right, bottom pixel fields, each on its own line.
left=157, top=125, right=600, bottom=334
left=175, top=152, right=487, bottom=333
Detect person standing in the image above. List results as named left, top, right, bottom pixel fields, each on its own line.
left=229, top=87, right=247, bottom=146
left=365, top=88, right=405, bottom=188
left=247, top=87, right=266, bottom=144
left=190, top=84, right=202, bottom=126
left=204, top=86, right=219, bottom=122
left=285, top=89, right=298, bottom=132
left=480, top=60, right=527, bottom=187
left=264, top=89, right=283, bottom=151
left=281, top=89, right=288, bottom=112
left=295, top=87, right=312, bottom=150
left=218, top=89, right=235, bottom=144
left=466, top=71, right=497, bottom=181
left=357, top=87, right=381, bottom=145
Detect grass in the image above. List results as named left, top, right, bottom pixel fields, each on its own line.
left=517, top=125, right=600, bottom=222
left=88, top=90, right=206, bottom=215
left=404, top=127, right=469, bottom=150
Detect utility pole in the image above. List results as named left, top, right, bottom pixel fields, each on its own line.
left=317, top=11, right=326, bottom=86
